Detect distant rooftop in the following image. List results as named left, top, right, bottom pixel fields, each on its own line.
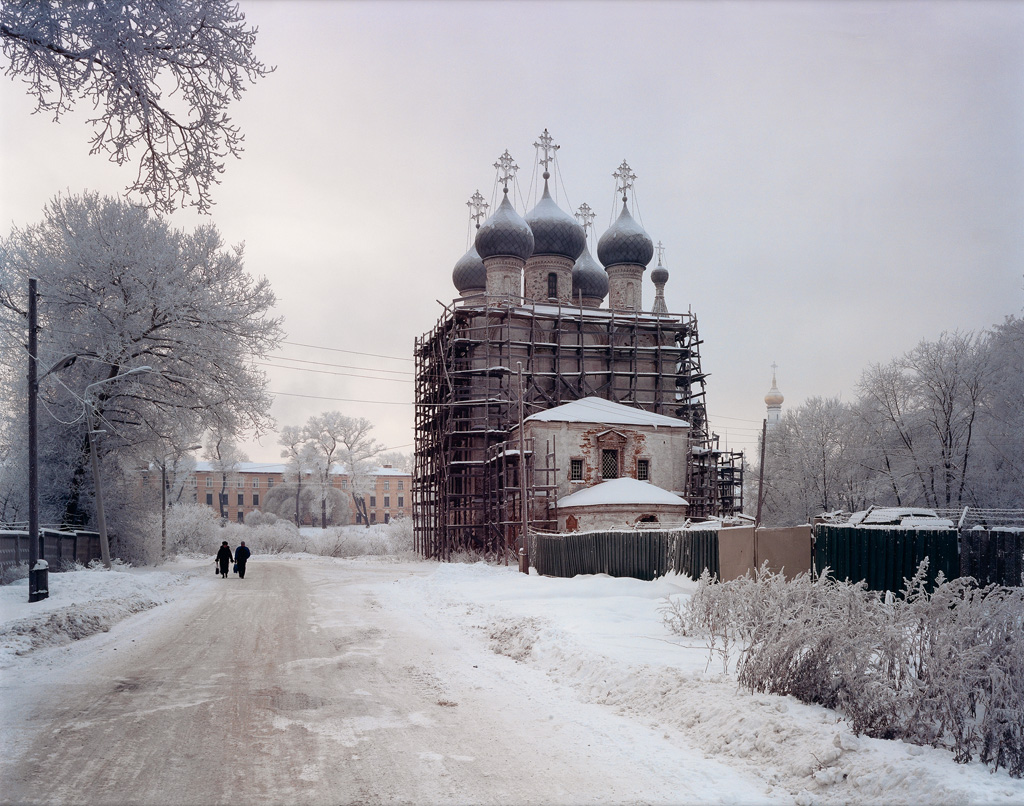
left=557, top=477, right=688, bottom=508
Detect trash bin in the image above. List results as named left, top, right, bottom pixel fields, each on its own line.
left=29, top=559, right=49, bottom=602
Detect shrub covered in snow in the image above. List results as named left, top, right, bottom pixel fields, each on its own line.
left=663, top=563, right=1024, bottom=777
left=163, top=504, right=222, bottom=555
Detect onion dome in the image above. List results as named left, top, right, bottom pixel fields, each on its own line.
left=651, top=263, right=669, bottom=284
left=525, top=176, right=586, bottom=260
left=597, top=201, right=654, bottom=268
left=452, top=245, right=486, bottom=293
left=572, top=244, right=608, bottom=299
left=474, top=191, right=534, bottom=261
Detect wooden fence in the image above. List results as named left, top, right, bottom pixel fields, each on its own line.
left=529, top=529, right=719, bottom=581
left=0, top=529, right=102, bottom=571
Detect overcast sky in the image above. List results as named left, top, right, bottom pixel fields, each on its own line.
left=2, top=0, right=1022, bottom=463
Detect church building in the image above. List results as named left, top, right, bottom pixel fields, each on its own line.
left=413, top=131, right=743, bottom=560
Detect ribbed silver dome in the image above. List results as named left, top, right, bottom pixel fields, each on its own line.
left=525, top=181, right=586, bottom=260
left=453, top=245, right=486, bottom=292
left=572, top=244, right=608, bottom=299
left=474, top=192, right=534, bottom=261
left=597, top=201, right=654, bottom=268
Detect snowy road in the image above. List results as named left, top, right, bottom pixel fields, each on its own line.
left=3, top=559, right=775, bottom=805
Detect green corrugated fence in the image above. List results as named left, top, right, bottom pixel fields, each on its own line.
left=813, top=525, right=960, bottom=593
left=529, top=529, right=720, bottom=581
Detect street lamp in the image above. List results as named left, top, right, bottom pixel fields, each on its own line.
left=84, top=367, right=152, bottom=569
left=160, top=445, right=202, bottom=559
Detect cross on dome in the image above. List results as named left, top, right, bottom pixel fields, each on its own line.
left=466, top=190, right=489, bottom=229
left=534, top=128, right=559, bottom=175
left=575, top=202, right=596, bottom=235
left=656, top=241, right=666, bottom=265
left=613, top=160, right=637, bottom=201
left=493, top=150, right=519, bottom=193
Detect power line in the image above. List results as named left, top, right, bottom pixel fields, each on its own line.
left=268, top=390, right=413, bottom=406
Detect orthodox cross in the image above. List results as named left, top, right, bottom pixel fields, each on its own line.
left=613, top=160, right=636, bottom=202
left=534, top=129, right=559, bottom=175
left=575, top=203, right=596, bottom=236
left=467, top=190, right=489, bottom=229
left=656, top=241, right=666, bottom=265
left=493, top=150, right=518, bottom=194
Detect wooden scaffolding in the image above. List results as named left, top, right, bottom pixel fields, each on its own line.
left=413, top=296, right=743, bottom=560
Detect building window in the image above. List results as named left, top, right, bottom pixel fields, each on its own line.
left=252, top=478, right=259, bottom=488
left=383, top=479, right=389, bottom=490
left=341, top=479, right=348, bottom=488
left=370, top=512, right=377, bottom=524
left=637, top=459, right=650, bottom=481
left=398, top=480, right=404, bottom=490
left=398, top=496, right=404, bottom=508
left=383, top=496, right=390, bottom=507
left=547, top=272, right=558, bottom=298
left=384, top=513, right=390, bottom=523
left=142, top=474, right=149, bottom=485
left=267, top=478, right=274, bottom=488
left=570, top=458, right=584, bottom=481
left=237, top=478, right=244, bottom=488
left=190, top=476, right=197, bottom=487
left=252, top=493, right=259, bottom=506
left=237, top=493, right=244, bottom=506
left=601, top=449, right=619, bottom=479
left=370, top=495, right=377, bottom=507
left=206, top=493, right=213, bottom=506
left=206, top=477, right=212, bottom=487
left=237, top=511, right=244, bottom=523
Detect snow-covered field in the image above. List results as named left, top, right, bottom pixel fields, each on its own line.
left=2, top=554, right=1023, bottom=805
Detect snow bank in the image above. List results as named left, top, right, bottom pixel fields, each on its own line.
left=402, top=562, right=1024, bottom=805
left=0, top=562, right=202, bottom=667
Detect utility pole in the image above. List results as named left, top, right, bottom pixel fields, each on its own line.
left=517, top=362, right=528, bottom=573
left=27, top=278, right=46, bottom=602
left=755, top=418, right=767, bottom=527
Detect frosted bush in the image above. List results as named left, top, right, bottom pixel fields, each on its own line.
left=663, top=563, right=1024, bottom=777
left=163, top=504, right=221, bottom=555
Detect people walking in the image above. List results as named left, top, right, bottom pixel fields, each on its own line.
left=216, top=541, right=232, bottom=578
left=234, top=540, right=251, bottom=579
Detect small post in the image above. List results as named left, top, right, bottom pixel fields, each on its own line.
left=86, top=403, right=112, bottom=569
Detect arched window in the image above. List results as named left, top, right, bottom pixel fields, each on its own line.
left=547, top=272, right=558, bottom=299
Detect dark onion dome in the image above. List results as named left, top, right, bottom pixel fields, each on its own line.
left=651, top=261, right=669, bottom=284
left=452, top=244, right=486, bottom=292
left=597, top=201, right=654, bottom=268
left=474, top=191, right=535, bottom=261
left=572, top=244, right=608, bottom=299
left=524, top=178, right=586, bottom=260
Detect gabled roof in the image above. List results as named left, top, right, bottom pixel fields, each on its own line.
left=525, top=396, right=689, bottom=428
left=193, top=461, right=409, bottom=477
left=557, top=477, right=689, bottom=508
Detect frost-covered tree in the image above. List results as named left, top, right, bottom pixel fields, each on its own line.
left=0, top=192, right=280, bottom=543
left=278, top=424, right=310, bottom=526
left=376, top=450, right=413, bottom=473
left=973, top=316, right=1024, bottom=507
left=0, top=0, right=272, bottom=214
left=302, top=412, right=349, bottom=529
left=858, top=331, right=991, bottom=508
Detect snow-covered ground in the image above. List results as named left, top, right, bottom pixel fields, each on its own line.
left=2, top=555, right=1023, bottom=804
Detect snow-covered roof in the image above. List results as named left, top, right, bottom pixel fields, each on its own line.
left=192, top=461, right=409, bottom=477
left=526, top=396, right=689, bottom=428
left=557, top=477, right=689, bottom=508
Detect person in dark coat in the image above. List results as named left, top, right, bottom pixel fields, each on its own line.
left=234, top=541, right=251, bottom=579
left=216, top=541, right=232, bottom=578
